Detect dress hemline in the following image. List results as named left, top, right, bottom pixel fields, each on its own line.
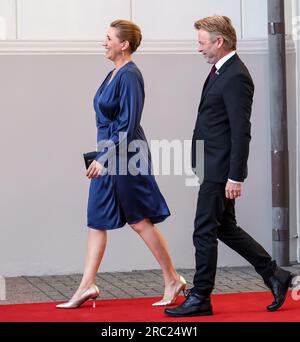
left=87, top=212, right=170, bottom=231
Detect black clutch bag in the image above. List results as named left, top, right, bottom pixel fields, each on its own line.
left=83, top=151, right=98, bottom=169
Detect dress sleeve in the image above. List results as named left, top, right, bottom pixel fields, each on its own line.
left=96, top=70, right=144, bottom=165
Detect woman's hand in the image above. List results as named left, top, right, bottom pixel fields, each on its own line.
left=86, top=160, right=103, bottom=179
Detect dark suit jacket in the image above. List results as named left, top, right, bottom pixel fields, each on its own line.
left=192, top=54, right=254, bottom=183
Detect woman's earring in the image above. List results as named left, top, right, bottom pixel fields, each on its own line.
left=122, top=50, right=125, bottom=57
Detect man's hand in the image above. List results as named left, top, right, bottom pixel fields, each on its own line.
left=86, top=160, right=103, bottom=179
left=225, top=180, right=242, bottom=200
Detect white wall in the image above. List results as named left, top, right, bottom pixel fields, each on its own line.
left=131, top=0, right=242, bottom=40
left=0, top=0, right=293, bottom=41
left=0, top=0, right=297, bottom=276
left=0, top=0, right=270, bottom=41
left=17, top=0, right=131, bottom=40
left=1, top=0, right=242, bottom=41
left=0, top=0, right=16, bottom=39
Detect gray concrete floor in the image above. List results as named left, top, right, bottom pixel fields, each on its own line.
left=1, top=266, right=300, bottom=305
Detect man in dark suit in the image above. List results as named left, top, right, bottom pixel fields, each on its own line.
left=165, top=15, right=295, bottom=317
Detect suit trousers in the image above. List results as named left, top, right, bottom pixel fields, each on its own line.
left=192, top=181, right=276, bottom=296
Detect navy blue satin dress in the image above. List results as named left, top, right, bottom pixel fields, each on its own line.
left=87, top=61, right=170, bottom=230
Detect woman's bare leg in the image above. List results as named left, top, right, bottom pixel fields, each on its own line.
left=130, top=219, right=179, bottom=299
left=71, top=228, right=107, bottom=300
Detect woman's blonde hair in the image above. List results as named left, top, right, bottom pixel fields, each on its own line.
left=194, top=15, right=237, bottom=51
left=110, top=19, right=142, bottom=53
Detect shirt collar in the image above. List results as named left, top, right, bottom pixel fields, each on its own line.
left=215, top=51, right=236, bottom=71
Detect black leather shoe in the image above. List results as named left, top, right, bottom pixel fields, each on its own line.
left=164, top=292, right=213, bottom=317
left=265, top=267, right=296, bottom=312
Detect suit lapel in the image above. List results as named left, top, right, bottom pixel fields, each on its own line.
left=198, top=54, right=240, bottom=110
left=201, top=73, right=219, bottom=100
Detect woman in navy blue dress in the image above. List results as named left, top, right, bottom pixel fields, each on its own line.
left=57, top=20, right=186, bottom=309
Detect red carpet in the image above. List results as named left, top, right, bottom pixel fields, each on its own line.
left=1, top=291, right=299, bottom=322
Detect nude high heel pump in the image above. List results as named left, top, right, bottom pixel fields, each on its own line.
left=152, top=275, right=187, bottom=306
left=56, top=285, right=100, bottom=309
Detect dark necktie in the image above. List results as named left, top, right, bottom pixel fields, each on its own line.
left=209, top=65, right=217, bottom=79
left=202, top=64, right=217, bottom=94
